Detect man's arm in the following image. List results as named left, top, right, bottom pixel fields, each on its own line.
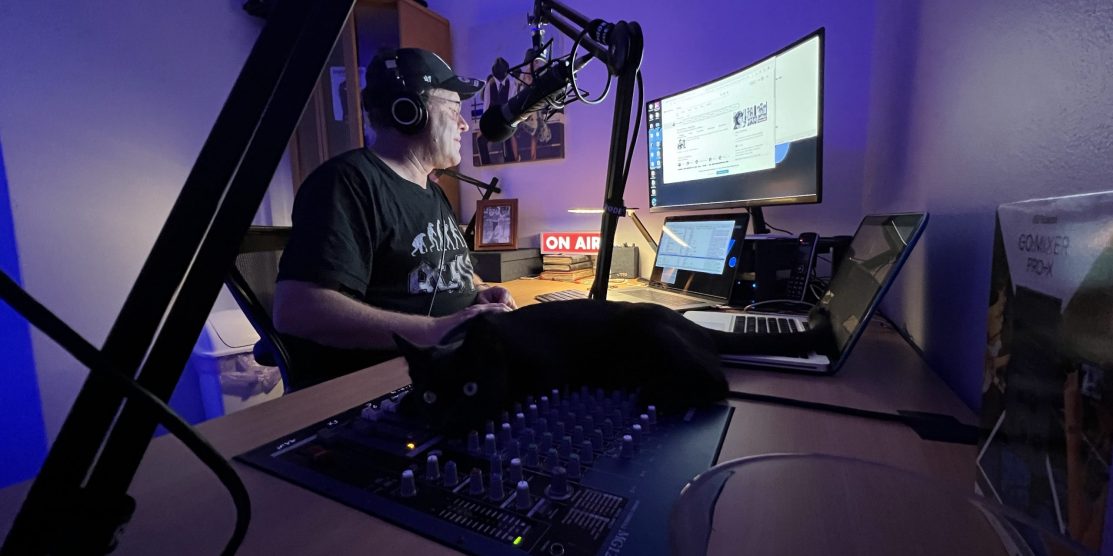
left=273, top=279, right=509, bottom=349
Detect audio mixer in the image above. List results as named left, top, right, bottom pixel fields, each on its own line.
left=237, top=385, right=732, bottom=555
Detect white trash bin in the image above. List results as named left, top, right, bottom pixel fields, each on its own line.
left=188, top=308, right=285, bottom=420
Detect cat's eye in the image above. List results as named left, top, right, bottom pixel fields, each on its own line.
left=462, top=382, right=478, bottom=397
left=423, top=391, right=437, bottom=404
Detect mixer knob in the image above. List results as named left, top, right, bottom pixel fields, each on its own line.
left=567, top=453, right=582, bottom=479
left=500, top=410, right=510, bottom=423
left=545, top=448, right=560, bottom=472
left=572, top=425, right=585, bottom=445
left=647, top=405, right=658, bottom=425
left=546, top=466, right=571, bottom=500
left=521, top=428, right=536, bottom=448
left=602, top=419, right=614, bottom=438
left=515, top=480, right=533, bottom=510
left=582, top=416, right=595, bottom=435
left=513, top=402, right=523, bottom=414
left=536, top=417, right=549, bottom=435
left=490, top=454, right=503, bottom=477
left=469, top=468, right=485, bottom=496
left=631, top=424, right=643, bottom=447
left=488, top=472, right=505, bottom=500
left=551, top=388, right=561, bottom=405
left=528, top=404, right=539, bottom=425
left=485, top=420, right=496, bottom=435
left=591, top=429, right=604, bottom=450
left=484, top=433, right=497, bottom=457
left=400, top=469, right=417, bottom=497
left=467, top=430, right=480, bottom=454
left=621, top=435, right=634, bottom=459
left=443, top=461, right=459, bottom=486
left=515, top=412, right=527, bottom=432
left=539, top=395, right=550, bottom=414
left=579, top=440, right=594, bottom=464
left=509, top=457, right=524, bottom=483
left=559, top=436, right=573, bottom=458
left=640, top=413, right=652, bottom=433
left=540, top=432, right=553, bottom=453
left=508, top=439, right=521, bottom=460
left=525, top=443, right=540, bottom=468
left=554, top=421, right=565, bottom=439
left=500, top=422, right=513, bottom=445
left=425, top=454, right=440, bottom=481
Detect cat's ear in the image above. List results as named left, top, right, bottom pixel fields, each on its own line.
left=395, top=333, right=433, bottom=383
left=394, top=333, right=432, bottom=363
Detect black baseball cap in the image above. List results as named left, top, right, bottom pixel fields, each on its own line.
left=365, top=48, right=484, bottom=102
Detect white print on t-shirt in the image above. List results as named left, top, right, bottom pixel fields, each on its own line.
left=409, top=217, right=476, bottom=294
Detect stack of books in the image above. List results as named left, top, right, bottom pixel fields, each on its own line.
left=539, top=254, right=594, bottom=282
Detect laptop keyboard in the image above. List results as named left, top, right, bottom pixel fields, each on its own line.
left=534, top=289, right=589, bottom=303
left=733, top=315, right=808, bottom=334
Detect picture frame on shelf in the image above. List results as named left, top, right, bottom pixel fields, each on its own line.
left=475, top=198, right=518, bottom=251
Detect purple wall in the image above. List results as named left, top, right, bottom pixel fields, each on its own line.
left=0, top=3, right=284, bottom=449
left=438, top=0, right=876, bottom=273
left=864, top=0, right=1113, bottom=407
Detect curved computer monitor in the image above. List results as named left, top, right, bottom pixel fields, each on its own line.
left=646, top=28, right=824, bottom=218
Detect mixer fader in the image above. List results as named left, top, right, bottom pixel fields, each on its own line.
left=237, top=385, right=732, bottom=556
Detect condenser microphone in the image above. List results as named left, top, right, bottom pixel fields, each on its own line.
left=479, top=55, right=589, bottom=142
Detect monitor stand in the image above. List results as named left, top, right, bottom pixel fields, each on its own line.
left=748, top=206, right=772, bottom=235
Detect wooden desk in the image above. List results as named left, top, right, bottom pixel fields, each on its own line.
left=0, top=279, right=977, bottom=555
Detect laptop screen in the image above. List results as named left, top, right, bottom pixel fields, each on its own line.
left=647, top=213, right=750, bottom=301
left=814, top=213, right=928, bottom=359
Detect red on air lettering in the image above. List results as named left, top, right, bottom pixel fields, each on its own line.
left=540, top=232, right=602, bottom=255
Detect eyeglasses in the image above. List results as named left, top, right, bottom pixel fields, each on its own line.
left=427, top=95, right=463, bottom=118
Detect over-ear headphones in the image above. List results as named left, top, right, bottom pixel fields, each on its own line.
left=374, top=53, right=427, bottom=135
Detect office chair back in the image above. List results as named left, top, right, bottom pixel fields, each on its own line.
left=225, top=226, right=296, bottom=391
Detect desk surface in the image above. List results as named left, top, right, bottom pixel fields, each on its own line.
left=1, top=279, right=977, bottom=555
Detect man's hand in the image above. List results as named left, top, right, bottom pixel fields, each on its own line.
left=476, top=285, right=517, bottom=310
left=428, top=302, right=512, bottom=344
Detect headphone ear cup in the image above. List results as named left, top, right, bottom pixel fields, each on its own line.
left=390, top=91, right=427, bottom=134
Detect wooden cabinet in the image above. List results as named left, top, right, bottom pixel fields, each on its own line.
left=287, top=0, right=461, bottom=215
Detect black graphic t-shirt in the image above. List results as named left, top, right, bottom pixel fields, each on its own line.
left=277, top=149, right=479, bottom=386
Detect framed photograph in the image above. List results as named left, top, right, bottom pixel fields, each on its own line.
left=475, top=198, right=518, bottom=251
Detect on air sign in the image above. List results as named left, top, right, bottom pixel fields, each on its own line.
left=540, top=232, right=601, bottom=255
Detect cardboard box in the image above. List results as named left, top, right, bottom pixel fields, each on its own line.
left=977, top=191, right=1113, bottom=553
left=471, top=248, right=542, bottom=282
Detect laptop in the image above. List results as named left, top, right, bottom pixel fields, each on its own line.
left=684, top=212, right=929, bottom=374
left=604, top=213, right=750, bottom=310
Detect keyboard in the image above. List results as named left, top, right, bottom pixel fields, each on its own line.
left=733, top=314, right=808, bottom=334
left=534, top=289, right=589, bottom=303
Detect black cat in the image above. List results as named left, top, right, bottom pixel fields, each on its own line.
left=396, top=300, right=834, bottom=431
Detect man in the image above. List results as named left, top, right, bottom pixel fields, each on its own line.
left=273, top=48, right=516, bottom=389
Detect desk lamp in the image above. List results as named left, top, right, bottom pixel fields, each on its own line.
left=567, top=207, right=657, bottom=253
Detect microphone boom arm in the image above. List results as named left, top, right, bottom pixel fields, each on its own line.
left=531, top=0, right=643, bottom=301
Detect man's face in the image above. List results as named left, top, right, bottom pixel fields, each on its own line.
left=424, top=89, right=467, bottom=168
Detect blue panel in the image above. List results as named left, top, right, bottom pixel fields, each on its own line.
left=0, top=134, right=48, bottom=487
